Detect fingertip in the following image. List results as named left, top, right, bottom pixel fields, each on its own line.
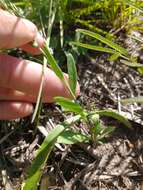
left=22, top=18, right=37, bottom=40
left=23, top=103, right=34, bottom=115
left=42, top=71, right=80, bottom=102
left=20, top=32, right=45, bottom=55
left=35, top=32, right=46, bottom=48
left=13, top=102, right=34, bottom=119
left=0, top=102, right=33, bottom=120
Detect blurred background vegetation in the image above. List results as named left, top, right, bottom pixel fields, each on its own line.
left=1, top=0, right=143, bottom=65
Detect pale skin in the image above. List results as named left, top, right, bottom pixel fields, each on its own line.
left=0, top=10, right=79, bottom=120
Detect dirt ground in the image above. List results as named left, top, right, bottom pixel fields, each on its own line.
left=0, top=38, right=143, bottom=189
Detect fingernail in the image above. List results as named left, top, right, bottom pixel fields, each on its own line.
left=23, top=18, right=36, bottom=31
left=26, top=104, right=33, bottom=114
left=35, top=32, right=45, bottom=48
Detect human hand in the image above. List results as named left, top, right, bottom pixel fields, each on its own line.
left=0, top=10, right=79, bottom=120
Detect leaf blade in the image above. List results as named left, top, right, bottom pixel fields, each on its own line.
left=23, top=114, right=81, bottom=190
left=124, top=0, right=143, bottom=13
left=42, top=44, right=64, bottom=80
left=120, top=59, right=143, bottom=67
left=23, top=124, right=66, bottom=190
left=54, top=96, right=83, bottom=114
left=71, top=41, right=118, bottom=54
left=76, top=29, right=128, bottom=56
left=66, top=52, right=77, bottom=95
left=57, top=130, right=89, bottom=144
left=96, top=109, right=132, bottom=128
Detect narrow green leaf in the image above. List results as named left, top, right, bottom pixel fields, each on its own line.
left=41, top=44, right=76, bottom=99
left=120, top=59, right=143, bottom=67
left=23, top=124, right=66, bottom=190
left=124, top=0, right=143, bottom=13
left=138, top=67, right=143, bottom=74
left=121, top=96, right=143, bottom=105
left=91, top=121, right=102, bottom=137
left=108, top=53, right=120, bottom=61
left=88, top=113, right=100, bottom=130
left=97, top=126, right=115, bottom=140
left=76, top=29, right=128, bottom=56
left=42, top=44, right=64, bottom=80
left=54, top=96, right=83, bottom=114
left=96, top=110, right=132, bottom=128
left=65, top=52, right=77, bottom=95
left=71, top=41, right=118, bottom=54
left=23, top=114, right=81, bottom=190
left=57, top=129, right=89, bottom=144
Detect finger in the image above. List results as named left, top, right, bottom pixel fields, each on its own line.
left=0, top=101, right=33, bottom=120
left=0, top=87, right=54, bottom=103
left=0, top=54, right=80, bottom=102
left=20, top=33, right=46, bottom=55
left=0, top=87, right=35, bottom=102
left=0, top=9, right=45, bottom=49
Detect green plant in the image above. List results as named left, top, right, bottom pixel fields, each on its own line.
left=23, top=97, right=131, bottom=189
left=71, top=28, right=143, bottom=68
left=22, top=46, right=132, bottom=189
left=70, top=27, right=143, bottom=106
left=1, top=1, right=136, bottom=189
left=2, top=0, right=143, bottom=65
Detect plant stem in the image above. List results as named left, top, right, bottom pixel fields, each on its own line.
left=32, top=0, right=57, bottom=123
